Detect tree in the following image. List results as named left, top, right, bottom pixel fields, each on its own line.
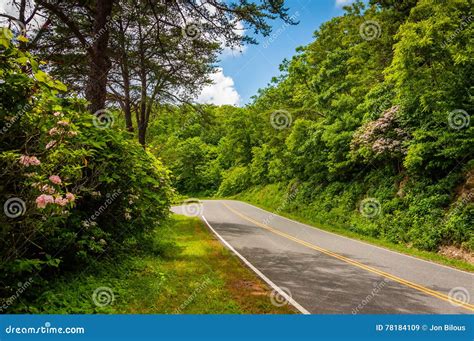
left=108, top=1, right=218, bottom=145
left=4, top=0, right=295, bottom=132
left=35, top=0, right=114, bottom=114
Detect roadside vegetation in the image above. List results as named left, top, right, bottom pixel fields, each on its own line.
left=149, top=0, right=473, bottom=266
left=7, top=215, right=294, bottom=314
left=233, top=185, right=474, bottom=272
left=1, top=0, right=292, bottom=313
left=1, top=0, right=472, bottom=314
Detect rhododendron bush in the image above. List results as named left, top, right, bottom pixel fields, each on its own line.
left=0, top=31, right=174, bottom=296
left=350, top=106, right=409, bottom=162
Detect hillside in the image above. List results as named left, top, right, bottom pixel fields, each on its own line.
left=149, top=0, right=473, bottom=260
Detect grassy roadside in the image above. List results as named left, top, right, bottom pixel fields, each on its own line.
left=12, top=215, right=295, bottom=314
left=225, top=186, right=474, bottom=273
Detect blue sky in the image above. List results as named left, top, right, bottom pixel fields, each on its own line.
left=197, top=0, right=355, bottom=106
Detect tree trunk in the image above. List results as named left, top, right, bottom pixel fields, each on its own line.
left=118, top=18, right=134, bottom=133
left=137, top=21, right=147, bottom=147
left=17, top=0, right=27, bottom=51
left=85, top=0, right=114, bottom=114
left=138, top=125, right=147, bottom=147
left=124, top=93, right=133, bottom=132
left=121, top=58, right=133, bottom=132
left=137, top=75, right=147, bottom=147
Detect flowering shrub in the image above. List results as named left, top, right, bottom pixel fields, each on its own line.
left=350, top=106, right=409, bottom=162
left=0, top=30, right=174, bottom=298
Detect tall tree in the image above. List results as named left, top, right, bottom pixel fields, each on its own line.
left=35, top=0, right=114, bottom=113
left=6, top=0, right=295, bottom=118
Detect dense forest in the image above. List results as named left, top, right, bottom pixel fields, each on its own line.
left=0, top=0, right=473, bottom=312
left=150, top=0, right=473, bottom=255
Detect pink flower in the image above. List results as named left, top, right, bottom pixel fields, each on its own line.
left=49, top=127, right=60, bottom=136
left=36, top=196, right=47, bottom=209
left=65, top=192, right=75, bottom=202
left=54, top=196, right=68, bottom=206
left=36, top=194, right=54, bottom=209
left=68, top=131, right=78, bottom=137
left=46, top=140, right=57, bottom=149
left=57, top=120, right=69, bottom=126
left=49, top=175, right=62, bottom=185
left=41, top=184, right=55, bottom=194
left=19, top=155, right=41, bottom=166
left=53, top=111, right=62, bottom=117
left=19, top=155, right=28, bottom=165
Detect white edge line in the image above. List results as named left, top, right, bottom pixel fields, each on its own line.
left=223, top=200, right=474, bottom=276
left=200, top=214, right=311, bottom=315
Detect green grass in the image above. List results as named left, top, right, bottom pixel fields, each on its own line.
left=14, top=215, right=295, bottom=314
left=226, top=185, right=474, bottom=273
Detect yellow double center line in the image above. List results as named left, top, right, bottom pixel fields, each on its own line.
left=223, top=203, right=474, bottom=312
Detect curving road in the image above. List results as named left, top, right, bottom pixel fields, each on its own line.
left=172, top=200, right=474, bottom=314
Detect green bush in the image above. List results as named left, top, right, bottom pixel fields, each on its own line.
left=124, top=0, right=474, bottom=257
left=0, top=31, right=174, bottom=303
left=217, top=166, right=251, bottom=196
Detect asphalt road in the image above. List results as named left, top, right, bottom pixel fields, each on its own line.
left=172, top=200, right=474, bottom=314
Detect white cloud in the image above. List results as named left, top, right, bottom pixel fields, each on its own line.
left=196, top=68, right=241, bottom=106
left=335, top=0, right=355, bottom=7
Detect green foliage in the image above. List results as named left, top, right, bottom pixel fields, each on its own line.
left=9, top=216, right=294, bottom=314
left=0, top=33, right=174, bottom=305
left=386, top=0, right=474, bottom=176
left=147, top=0, right=473, bottom=256
left=168, top=137, right=220, bottom=194
left=217, top=166, right=252, bottom=197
